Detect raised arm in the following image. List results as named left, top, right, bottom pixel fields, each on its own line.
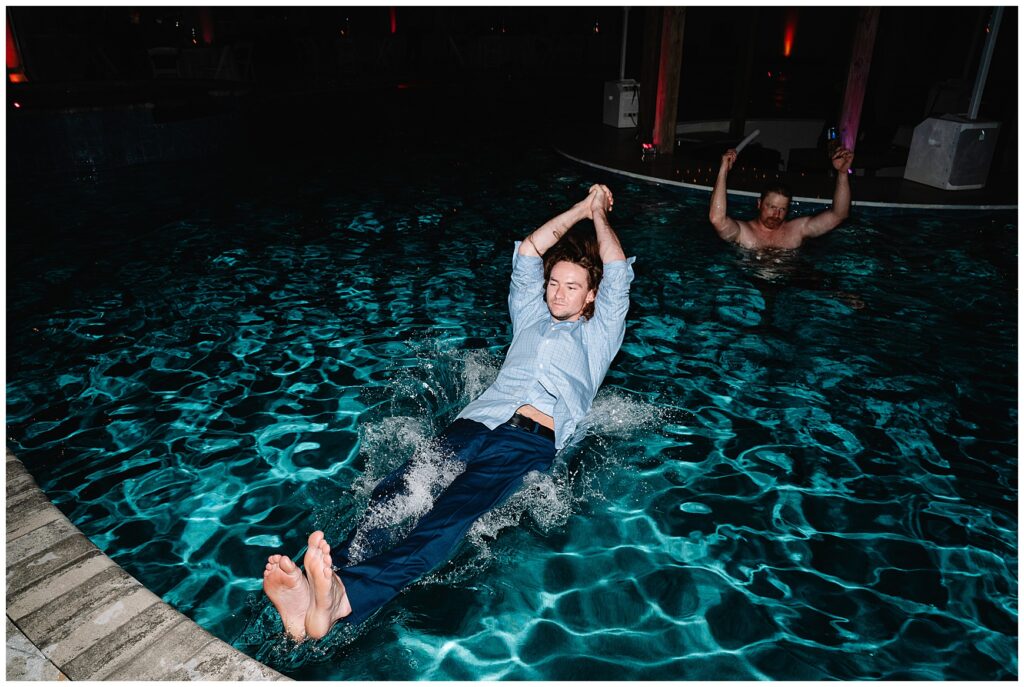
left=801, top=147, right=853, bottom=238
left=710, top=149, right=742, bottom=243
left=589, top=184, right=626, bottom=263
left=519, top=194, right=592, bottom=257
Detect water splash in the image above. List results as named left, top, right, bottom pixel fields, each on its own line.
left=6, top=150, right=1016, bottom=681
left=346, top=431, right=466, bottom=565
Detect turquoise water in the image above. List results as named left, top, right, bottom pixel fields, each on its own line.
left=6, top=146, right=1017, bottom=680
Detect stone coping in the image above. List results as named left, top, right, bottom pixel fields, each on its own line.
left=6, top=448, right=290, bottom=681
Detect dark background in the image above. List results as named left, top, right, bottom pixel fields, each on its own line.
left=6, top=6, right=1018, bottom=173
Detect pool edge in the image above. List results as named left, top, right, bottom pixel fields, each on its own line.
left=554, top=147, right=1018, bottom=211
left=5, top=447, right=291, bottom=681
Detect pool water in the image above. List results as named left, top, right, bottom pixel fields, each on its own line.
left=6, top=143, right=1017, bottom=680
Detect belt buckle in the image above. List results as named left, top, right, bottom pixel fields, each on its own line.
left=512, top=413, right=553, bottom=441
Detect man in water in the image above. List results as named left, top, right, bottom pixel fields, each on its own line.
left=709, top=146, right=855, bottom=249
left=262, top=184, right=634, bottom=641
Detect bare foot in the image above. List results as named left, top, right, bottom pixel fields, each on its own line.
left=304, top=530, right=352, bottom=639
left=263, top=554, right=310, bottom=641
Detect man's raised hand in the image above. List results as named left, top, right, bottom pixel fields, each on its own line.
left=831, top=147, right=854, bottom=174
left=721, top=149, right=738, bottom=173
left=587, top=184, right=614, bottom=218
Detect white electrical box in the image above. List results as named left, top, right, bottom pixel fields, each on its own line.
left=603, top=79, right=639, bottom=129
left=904, top=115, right=1001, bottom=190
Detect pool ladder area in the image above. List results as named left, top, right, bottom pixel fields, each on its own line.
left=5, top=448, right=290, bottom=681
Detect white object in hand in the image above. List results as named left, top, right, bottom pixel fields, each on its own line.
left=734, top=129, right=761, bottom=154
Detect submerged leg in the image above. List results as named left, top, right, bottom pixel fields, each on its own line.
left=333, top=419, right=488, bottom=568
left=332, top=456, right=424, bottom=568
left=262, top=554, right=311, bottom=641
left=336, top=423, right=555, bottom=627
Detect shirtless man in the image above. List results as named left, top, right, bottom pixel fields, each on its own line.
left=710, top=146, right=854, bottom=249
left=262, top=184, right=635, bottom=641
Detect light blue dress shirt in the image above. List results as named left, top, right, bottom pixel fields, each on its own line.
left=458, top=242, right=635, bottom=449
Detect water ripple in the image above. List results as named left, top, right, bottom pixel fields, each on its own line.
left=6, top=149, right=1016, bottom=680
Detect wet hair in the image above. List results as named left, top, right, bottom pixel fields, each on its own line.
left=542, top=222, right=603, bottom=320
left=759, top=183, right=793, bottom=203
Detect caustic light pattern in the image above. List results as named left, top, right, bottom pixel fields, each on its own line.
left=6, top=149, right=1017, bottom=680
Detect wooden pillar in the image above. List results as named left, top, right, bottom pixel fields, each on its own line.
left=652, top=7, right=686, bottom=154
left=638, top=7, right=663, bottom=143
left=729, top=9, right=758, bottom=138
left=837, top=7, right=880, bottom=152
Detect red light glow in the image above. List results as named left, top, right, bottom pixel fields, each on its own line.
left=199, top=8, right=215, bottom=45
left=783, top=9, right=798, bottom=57
left=6, top=16, right=21, bottom=70
left=389, top=7, right=397, bottom=34
left=13, top=101, right=21, bottom=107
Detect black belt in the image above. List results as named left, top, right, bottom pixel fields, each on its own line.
left=505, top=413, right=555, bottom=442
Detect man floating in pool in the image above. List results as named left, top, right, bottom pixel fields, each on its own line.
left=709, top=145, right=855, bottom=249
left=262, top=183, right=634, bottom=641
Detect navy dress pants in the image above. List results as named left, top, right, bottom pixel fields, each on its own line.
left=332, top=418, right=556, bottom=626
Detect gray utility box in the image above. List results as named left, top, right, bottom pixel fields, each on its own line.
left=904, top=115, right=1000, bottom=190
left=603, top=79, right=639, bottom=128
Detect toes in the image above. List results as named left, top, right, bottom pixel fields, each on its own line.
left=306, top=533, right=325, bottom=566
left=279, top=555, right=296, bottom=573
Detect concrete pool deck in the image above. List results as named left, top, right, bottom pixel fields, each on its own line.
left=5, top=448, right=289, bottom=681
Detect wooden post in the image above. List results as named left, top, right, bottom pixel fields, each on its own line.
left=837, top=7, right=880, bottom=151
left=652, top=7, right=686, bottom=154
left=729, top=9, right=758, bottom=139
left=638, top=7, right=663, bottom=143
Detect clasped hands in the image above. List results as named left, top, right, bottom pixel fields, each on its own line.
left=578, top=183, right=614, bottom=220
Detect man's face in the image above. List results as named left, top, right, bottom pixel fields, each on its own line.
left=757, top=192, right=790, bottom=230
left=546, top=261, right=596, bottom=322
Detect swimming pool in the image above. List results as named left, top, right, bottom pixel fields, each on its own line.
left=6, top=143, right=1017, bottom=680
